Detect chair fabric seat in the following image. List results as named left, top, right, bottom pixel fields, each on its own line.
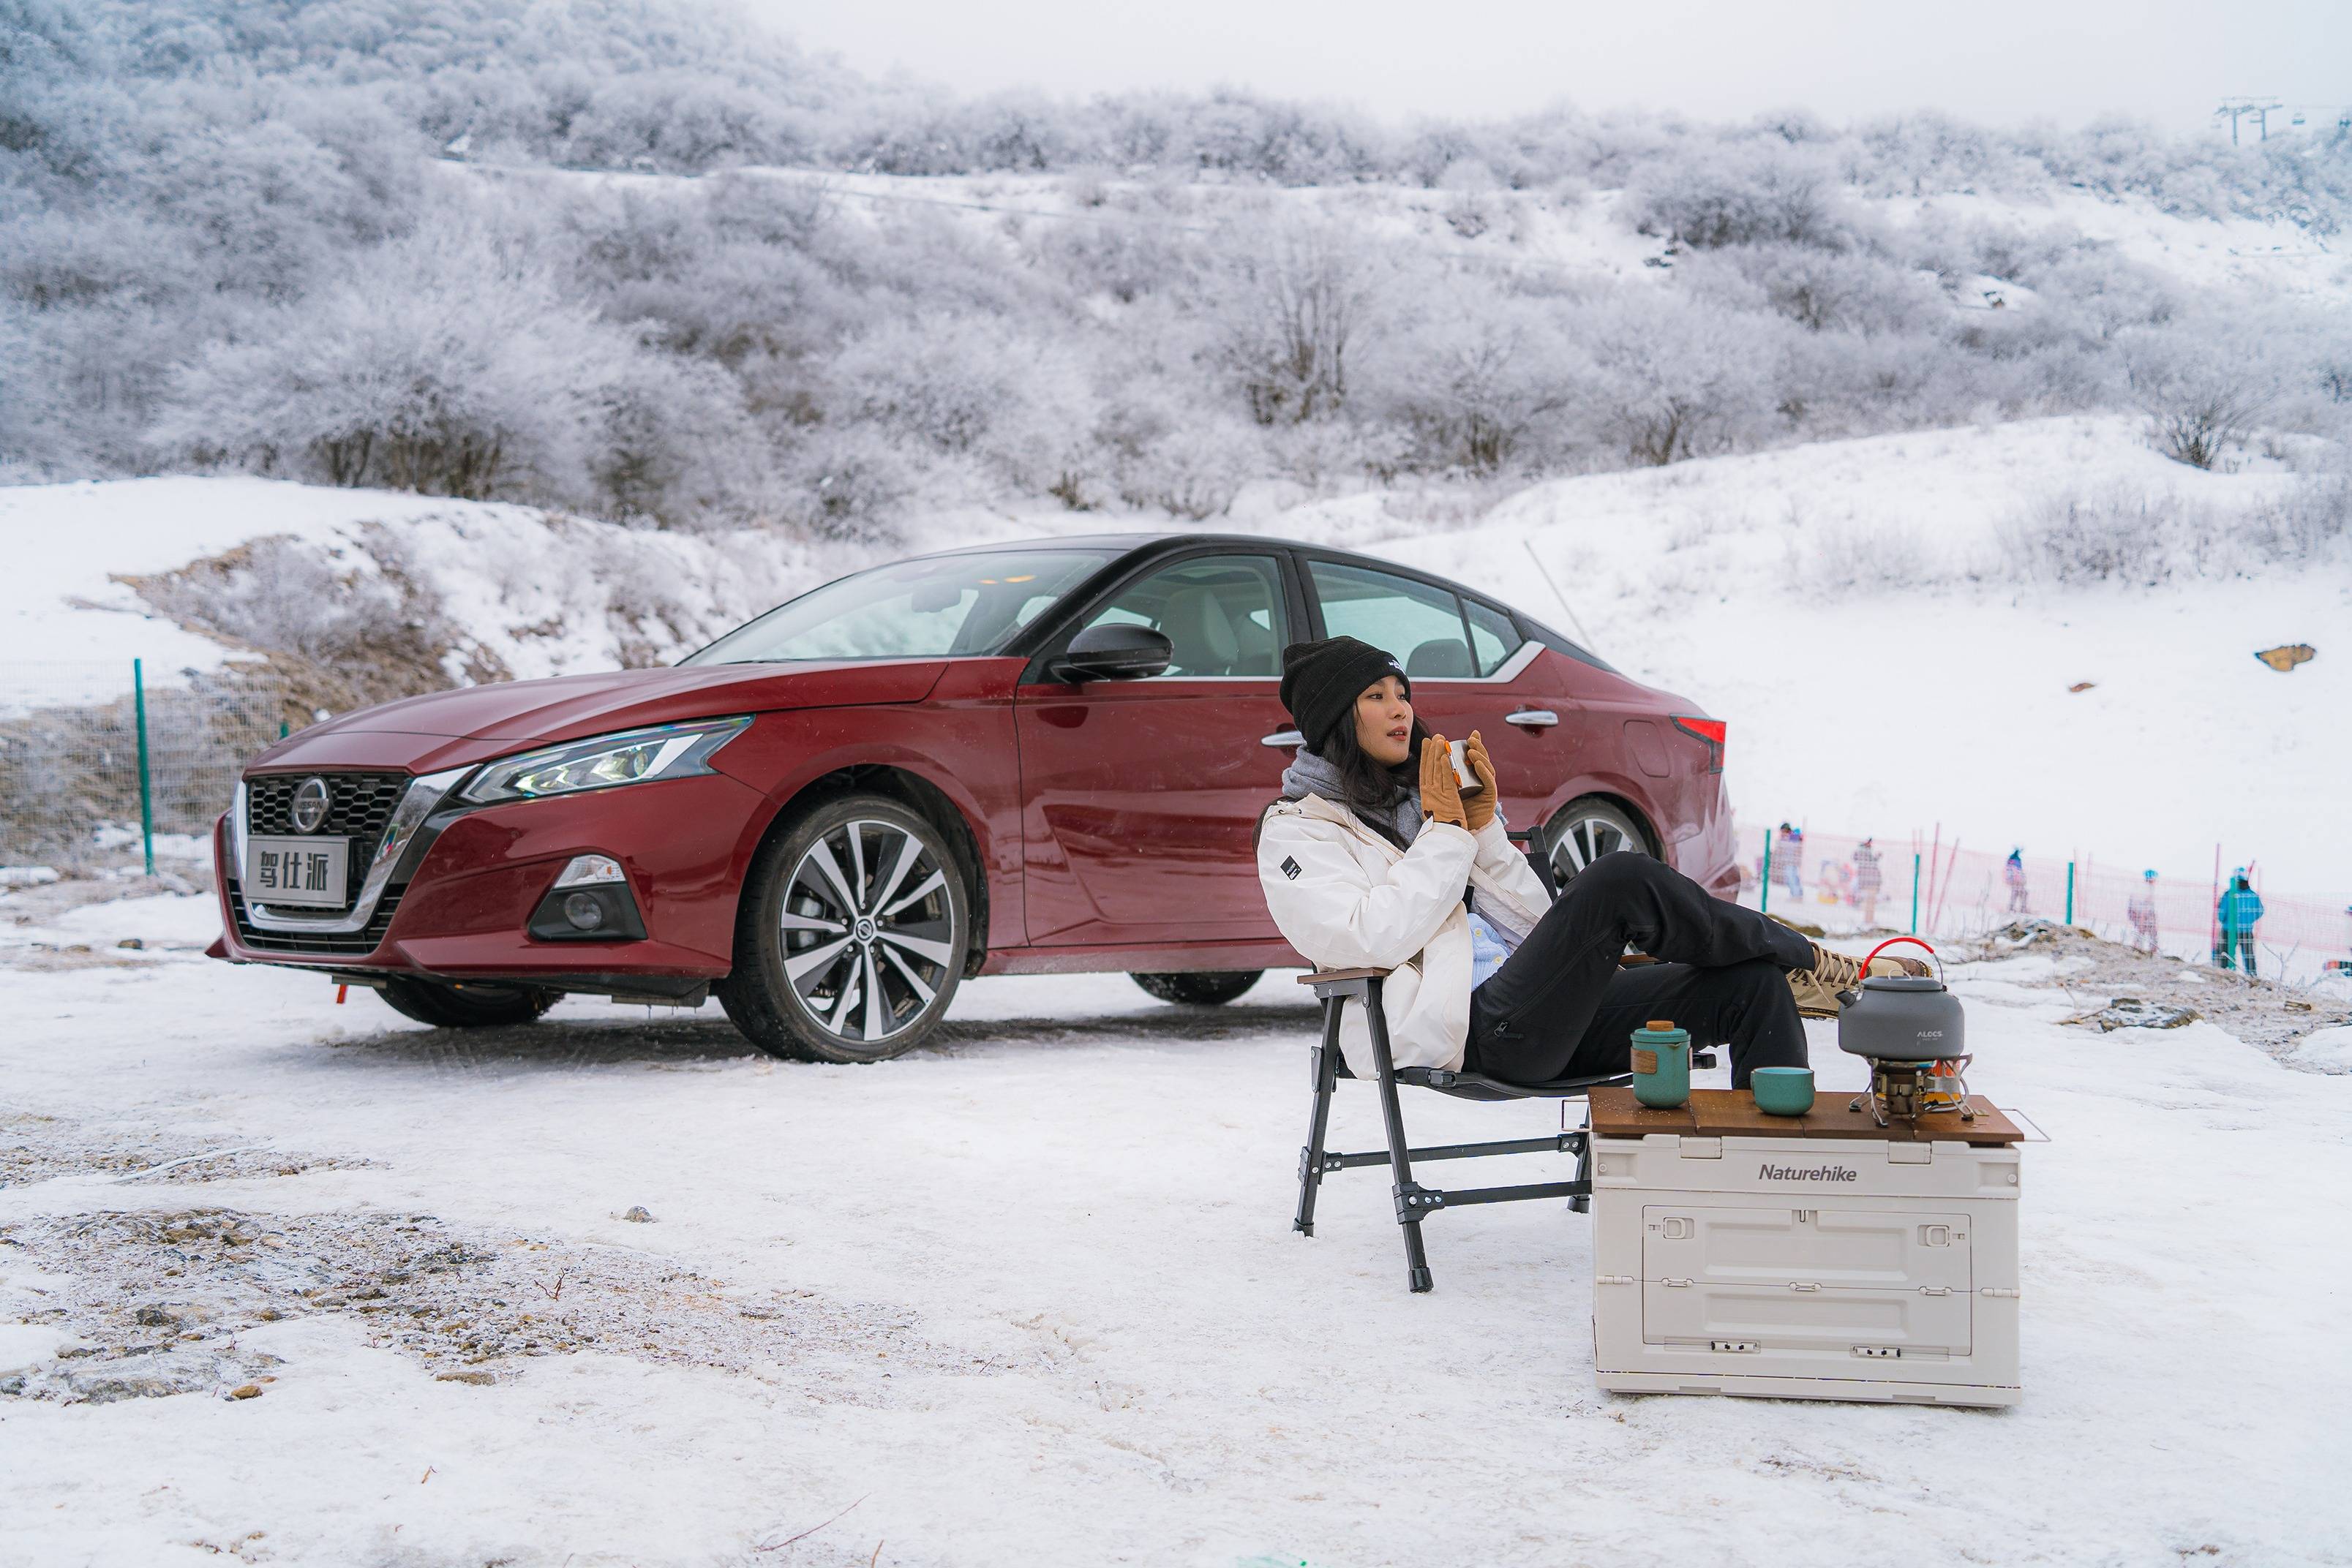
left=1329, top=1056, right=1630, bottom=1101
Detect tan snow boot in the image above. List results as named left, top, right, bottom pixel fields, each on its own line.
left=1786, top=943, right=1931, bottom=1019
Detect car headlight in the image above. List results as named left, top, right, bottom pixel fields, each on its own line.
left=458, top=717, right=751, bottom=805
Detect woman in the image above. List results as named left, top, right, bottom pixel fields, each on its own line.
left=1255, top=636, right=1912, bottom=1088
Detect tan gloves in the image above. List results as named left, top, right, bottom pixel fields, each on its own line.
left=1419, top=735, right=1468, bottom=829
left=1420, top=731, right=1499, bottom=833
left=1461, top=730, right=1498, bottom=832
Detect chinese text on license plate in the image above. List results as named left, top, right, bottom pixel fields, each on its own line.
left=246, top=835, right=350, bottom=908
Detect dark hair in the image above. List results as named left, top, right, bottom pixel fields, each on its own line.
left=1253, top=693, right=1432, bottom=851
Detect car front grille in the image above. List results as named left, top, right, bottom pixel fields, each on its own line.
left=247, top=771, right=408, bottom=843
left=226, top=883, right=405, bottom=957
left=244, top=772, right=410, bottom=916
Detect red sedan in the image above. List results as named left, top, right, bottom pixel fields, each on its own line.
left=210, top=534, right=1737, bottom=1060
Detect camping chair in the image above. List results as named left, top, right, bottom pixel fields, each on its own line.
left=1291, top=832, right=1719, bottom=1296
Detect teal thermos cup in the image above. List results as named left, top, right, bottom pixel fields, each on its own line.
left=1631, top=1019, right=1691, bottom=1109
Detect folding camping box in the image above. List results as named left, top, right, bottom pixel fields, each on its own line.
left=1588, top=1088, right=2024, bottom=1408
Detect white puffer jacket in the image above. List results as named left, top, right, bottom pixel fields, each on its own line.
left=1258, top=793, right=1552, bottom=1078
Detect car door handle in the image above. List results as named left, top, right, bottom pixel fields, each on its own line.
left=1506, top=709, right=1559, bottom=728
left=1260, top=728, right=1306, bottom=748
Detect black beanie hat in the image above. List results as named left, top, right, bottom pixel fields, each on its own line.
left=1280, top=636, right=1409, bottom=754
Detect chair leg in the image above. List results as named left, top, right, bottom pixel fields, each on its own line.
left=1365, top=982, right=1433, bottom=1293
left=1293, top=1000, right=1342, bottom=1237
left=1569, top=1126, right=1592, bottom=1214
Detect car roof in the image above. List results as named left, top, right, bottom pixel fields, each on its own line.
left=907, top=532, right=1490, bottom=591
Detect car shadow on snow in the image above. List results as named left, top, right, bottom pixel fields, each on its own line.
left=318, top=997, right=1324, bottom=1072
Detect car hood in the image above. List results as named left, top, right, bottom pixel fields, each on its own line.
left=245, top=660, right=947, bottom=774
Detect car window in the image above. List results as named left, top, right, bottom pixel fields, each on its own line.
left=1463, top=597, right=1522, bottom=676
left=683, top=549, right=1112, bottom=664
left=1070, top=554, right=1288, bottom=676
left=1307, top=561, right=1473, bottom=679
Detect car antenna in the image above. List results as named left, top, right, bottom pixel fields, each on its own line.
left=1522, top=537, right=1601, bottom=655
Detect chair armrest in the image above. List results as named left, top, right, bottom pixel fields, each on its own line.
left=1297, top=967, right=1391, bottom=984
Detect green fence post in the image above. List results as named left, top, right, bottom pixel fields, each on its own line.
left=1911, top=852, right=1921, bottom=935
left=133, top=657, right=155, bottom=876
left=2065, top=861, right=2075, bottom=926
left=1759, top=829, right=1773, bottom=914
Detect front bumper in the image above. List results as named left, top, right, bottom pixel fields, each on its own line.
left=210, top=767, right=765, bottom=984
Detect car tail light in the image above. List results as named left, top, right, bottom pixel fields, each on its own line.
left=1671, top=715, right=1726, bottom=773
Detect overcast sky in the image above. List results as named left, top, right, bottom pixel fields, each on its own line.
left=748, top=0, right=2346, bottom=135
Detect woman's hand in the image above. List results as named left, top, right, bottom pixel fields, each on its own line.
left=1462, top=729, right=1498, bottom=831
left=1419, top=734, right=1468, bottom=829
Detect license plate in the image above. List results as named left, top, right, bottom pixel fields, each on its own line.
left=245, top=835, right=350, bottom=908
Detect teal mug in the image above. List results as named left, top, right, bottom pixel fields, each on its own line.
left=1631, top=1020, right=1691, bottom=1109
left=1751, top=1066, right=1816, bottom=1117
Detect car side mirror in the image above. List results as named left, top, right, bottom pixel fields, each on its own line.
left=1052, top=623, right=1172, bottom=682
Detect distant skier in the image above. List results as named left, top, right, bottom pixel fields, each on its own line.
left=1775, top=823, right=1805, bottom=902
left=2214, top=869, right=2263, bottom=976
left=2005, top=848, right=2029, bottom=914
left=2127, top=870, right=2160, bottom=954
left=1853, top=837, right=1885, bottom=927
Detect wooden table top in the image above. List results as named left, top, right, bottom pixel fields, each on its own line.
left=1588, top=1085, right=2022, bottom=1146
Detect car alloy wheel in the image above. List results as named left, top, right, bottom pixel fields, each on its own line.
left=719, top=795, right=967, bottom=1063
left=1544, top=796, right=1651, bottom=888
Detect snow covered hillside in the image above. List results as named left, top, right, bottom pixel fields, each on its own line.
left=2, top=476, right=1135, bottom=714
left=8, top=414, right=2345, bottom=898
left=1355, top=415, right=2352, bottom=896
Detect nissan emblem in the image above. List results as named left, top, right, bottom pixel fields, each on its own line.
left=290, top=777, right=331, bottom=834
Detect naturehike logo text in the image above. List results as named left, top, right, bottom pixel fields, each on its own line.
left=1759, top=1163, right=1859, bottom=1182
left=1280, top=856, right=1302, bottom=881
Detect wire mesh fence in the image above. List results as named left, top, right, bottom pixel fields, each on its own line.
left=1, top=660, right=294, bottom=873
left=1736, top=821, right=2352, bottom=982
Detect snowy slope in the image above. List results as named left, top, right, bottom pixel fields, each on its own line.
left=0, top=477, right=1127, bottom=715
left=6, top=417, right=2342, bottom=894
left=1345, top=415, right=2352, bottom=896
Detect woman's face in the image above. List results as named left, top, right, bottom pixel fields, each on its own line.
left=1353, top=675, right=1414, bottom=767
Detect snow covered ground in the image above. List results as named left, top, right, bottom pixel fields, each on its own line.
left=1, top=894, right=2345, bottom=1567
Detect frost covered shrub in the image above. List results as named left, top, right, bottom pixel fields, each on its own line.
left=775, top=423, right=918, bottom=543
left=2122, top=326, right=2280, bottom=470
left=1686, top=244, right=1942, bottom=335
left=1622, top=142, right=1860, bottom=252
left=1996, top=488, right=2174, bottom=584
left=131, top=531, right=462, bottom=705
left=1361, top=290, right=1592, bottom=472
left=153, top=211, right=632, bottom=502
left=1994, top=478, right=2348, bottom=587
left=1577, top=293, right=1781, bottom=466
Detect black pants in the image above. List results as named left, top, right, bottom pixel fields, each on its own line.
left=1466, top=851, right=1816, bottom=1089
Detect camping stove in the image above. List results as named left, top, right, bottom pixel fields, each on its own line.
left=1851, top=1055, right=1977, bottom=1128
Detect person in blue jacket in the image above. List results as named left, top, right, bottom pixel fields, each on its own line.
left=2214, top=869, right=2264, bottom=975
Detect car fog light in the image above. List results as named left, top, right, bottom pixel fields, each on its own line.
left=563, top=892, right=606, bottom=930
left=555, top=854, right=626, bottom=889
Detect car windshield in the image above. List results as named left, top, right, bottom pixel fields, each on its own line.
left=683, top=549, right=1114, bottom=665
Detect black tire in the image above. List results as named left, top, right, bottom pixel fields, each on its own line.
left=717, top=794, right=969, bottom=1063
left=1130, top=970, right=1263, bottom=1006
left=1544, top=796, right=1653, bottom=889
left=377, top=976, right=557, bottom=1028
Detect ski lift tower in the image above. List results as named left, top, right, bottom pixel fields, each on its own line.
left=2215, top=97, right=2285, bottom=145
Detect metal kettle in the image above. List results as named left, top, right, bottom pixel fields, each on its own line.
left=1836, top=939, right=1965, bottom=1063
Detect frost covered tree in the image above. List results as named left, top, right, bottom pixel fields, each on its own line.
left=1579, top=294, right=1778, bottom=466
left=1206, top=219, right=1385, bottom=425
left=2122, top=324, right=2280, bottom=470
